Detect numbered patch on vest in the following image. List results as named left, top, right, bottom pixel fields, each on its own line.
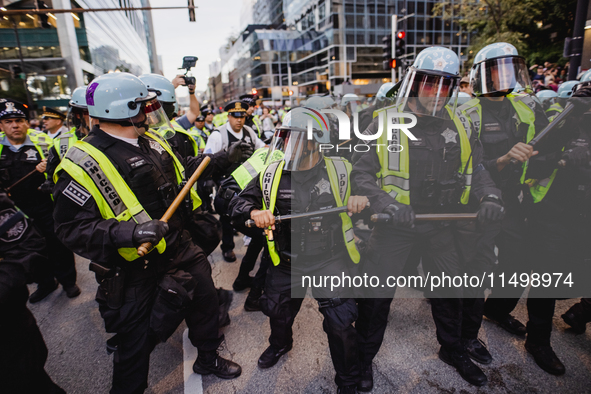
left=63, top=180, right=91, bottom=207
left=0, top=208, right=27, bottom=242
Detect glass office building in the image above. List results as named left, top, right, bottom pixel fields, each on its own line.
left=209, top=0, right=470, bottom=106
left=0, top=0, right=157, bottom=109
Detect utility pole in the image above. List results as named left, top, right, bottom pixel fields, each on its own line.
left=11, top=18, right=35, bottom=115
left=392, top=15, right=397, bottom=83
left=568, top=0, right=590, bottom=80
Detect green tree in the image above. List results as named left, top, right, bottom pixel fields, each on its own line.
left=433, top=0, right=577, bottom=66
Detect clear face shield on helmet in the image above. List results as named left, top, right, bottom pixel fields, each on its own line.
left=266, top=128, right=324, bottom=171
left=66, top=107, right=90, bottom=135
left=471, top=56, right=532, bottom=96
left=396, top=68, right=459, bottom=118
left=133, top=97, right=175, bottom=139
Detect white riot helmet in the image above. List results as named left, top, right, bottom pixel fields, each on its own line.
left=86, top=73, right=175, bottom=139
left=266, top=107, right=330, bottom=171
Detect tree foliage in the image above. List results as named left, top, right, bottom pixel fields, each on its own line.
left=433, top=0, right=577, bottom=65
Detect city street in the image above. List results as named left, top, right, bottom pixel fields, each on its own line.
left=30, top=236, right=591, bottom=394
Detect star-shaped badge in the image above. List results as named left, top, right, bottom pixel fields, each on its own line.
left=441, top=128, right=458, bottom=144
left=25, top=149, right=38, bottom=160
left=149, top=140, right=165, bottom=155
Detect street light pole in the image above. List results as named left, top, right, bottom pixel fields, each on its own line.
left=11, top=17, right=35, bottom=116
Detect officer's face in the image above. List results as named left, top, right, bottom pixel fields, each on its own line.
left=195, top=120, right=205, bottom=129
left=205, top=113, right=214, bottom=122
left=246, top=106, right=254, bottom=115
left=228, top=114, right=245, bottom=132
left=43, top=117, right=63, bottom=132
left=0, top=118, right=28, bottom=142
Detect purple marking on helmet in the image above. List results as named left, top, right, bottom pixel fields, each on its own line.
left=86, top=82, right=99, bottom=106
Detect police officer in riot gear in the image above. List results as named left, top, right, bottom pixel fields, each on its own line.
left=139, top=73, right=202, bottom=159
left=352, top=47, right=503, bottom=388
left=52, top=73, right=244, bottom=393
left=0, top=99, right=80, bottom=302
left=230, top=107, right=368, bottom=394
left=465, top=45, right=562, bottom=365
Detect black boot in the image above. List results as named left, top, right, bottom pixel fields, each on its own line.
left=462, top=338, right=492, bottom=365
left=64, top=284, right=81, bottom=298
left=562, top=302, right=590, bottom=334
left=338, top=384, right=358, bottom=394
left=357, top=364, right=373, bottom=392
left=232, top=276, right=253, bottom=292
left=439, top=347, right=487, bottom=386
left=223, top=250, right=237, bottom=262
left=244, top=286, right=263, bottom=312
left=29, top=279, right=58, bottom=303
left=193, top=350, right=242, bottom=379
left=525, top=342, right=565, bottom=376
left=217, top=288, right=233, bottom=328
left=484, top=312, right=526, bottom=337
left=257, top=344, right=292, bottom=369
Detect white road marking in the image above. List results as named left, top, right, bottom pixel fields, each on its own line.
left=183, top=328, right=203, bottom=394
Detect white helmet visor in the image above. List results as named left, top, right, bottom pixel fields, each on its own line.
left=267, top=128, right=323, bottom=171
left=396, top=69, right=459, bottom=118
left=471, top=56, right=532, bottom=96
left=139, top=98, right=175, bottom=139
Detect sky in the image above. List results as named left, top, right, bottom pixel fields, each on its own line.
left=149, top=0, right=243, bottom=98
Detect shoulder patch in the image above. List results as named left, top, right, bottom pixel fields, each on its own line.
left=0, top=208, right=27, bottom=242
left=63, top=180, right=91, bottom=206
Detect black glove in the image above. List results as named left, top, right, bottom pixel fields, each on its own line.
left=477, top=195, right=505, bottom=224
left=561, top=146, right=590, bottom=168
left=38, top=180, right=54, bottom=194
left=383, top=203, right=415, bottom=228
left=132, top=220, right=169, bottom=246
left=227, top=141, right=254, bottom=163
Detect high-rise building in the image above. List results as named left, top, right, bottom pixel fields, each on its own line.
left=0, top=0, right=158, bottom=110
left=209, top=0, right=471, bottom=106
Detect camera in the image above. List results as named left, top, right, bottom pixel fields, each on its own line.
left=180, top=56, right=197, bottom=86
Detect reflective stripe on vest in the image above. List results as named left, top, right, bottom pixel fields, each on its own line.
left=372, top=106, right=473, bottom=205
left=0, top=129, right=50, bottom=160
left=171, top=120, right=199, bottom=156
left=55, top=140, right=167, bottom=261
left=261, top=157, right=360, bottom=266
left=456, top=93, right=536, bottom=184
left=55, top=127, right=79, bottom=160
left=252, top=115, right=262, bottom=138
left=231, top=147, right=269, bottom=190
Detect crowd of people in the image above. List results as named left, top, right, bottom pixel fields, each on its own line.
left=0, top=40, right=591, bottom=394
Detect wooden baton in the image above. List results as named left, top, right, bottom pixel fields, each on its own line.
left=137, top=156, right=211, bottom=257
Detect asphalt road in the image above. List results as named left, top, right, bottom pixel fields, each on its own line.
left=29, top=236, right=591, bottom=394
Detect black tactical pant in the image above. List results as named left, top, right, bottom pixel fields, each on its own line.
left=525, top=209, right=591, bottom=345
left=483, top=208, right=530, bottom=318
left=236, top=228, right=268, bottom=286
left=358, top=222, right=490, bottom=356
left=214, top=194, right=235, bottom=253
left=29, top=208, right=77, bottom=289
left=260, top=252, right=361, bottom=387
left=97, top=232, right=223, bottom=394
left=1, top=286, right=65, bottom=394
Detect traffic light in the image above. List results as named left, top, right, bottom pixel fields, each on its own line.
left=382, top=35, right=393, bottom=71
left=10, top=64, right=24, bottom=80
left=395, top=31, right=406, bottom=58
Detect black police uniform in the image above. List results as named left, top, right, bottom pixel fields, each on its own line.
left=0, top=128, right=78, bottom=297
left=351, top=114, right=501, bottom=366
left=229, top=160, right=362, bottom=388
left=0, top=194, right=65, bottom=394
left=524, top=98, right=591, bottom=350
left=211, top=101, right=258, bottom=257
left=53, top=125, right=234, bottom=394
left=479, top=97, right=549, bottom=322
